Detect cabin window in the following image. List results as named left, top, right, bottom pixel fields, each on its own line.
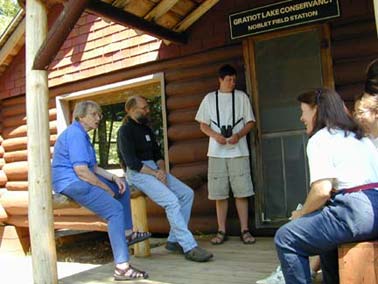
left=56, top=73, right=169, bottom=171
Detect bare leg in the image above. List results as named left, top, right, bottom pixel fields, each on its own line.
left=215, top=199, right=228, bottom=232
left=235, top=197, right=249, bottom=231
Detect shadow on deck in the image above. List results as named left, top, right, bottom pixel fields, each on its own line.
left=59, top=237, right=282, bottom=284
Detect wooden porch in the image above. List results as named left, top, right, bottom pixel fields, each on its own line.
left=59, top=237, right=280, bottom=284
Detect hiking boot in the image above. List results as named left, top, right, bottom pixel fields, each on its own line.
left=185, top=246, right=213, bottom=262
left=165, top=241, right=184, bottom=254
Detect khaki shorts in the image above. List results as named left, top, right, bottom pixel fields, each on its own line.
left=207, top=156, right=254, bottom=200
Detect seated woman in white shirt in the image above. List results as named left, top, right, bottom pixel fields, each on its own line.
left=275, top=88, right=378, bottom=284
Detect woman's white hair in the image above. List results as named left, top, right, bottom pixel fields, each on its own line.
left=72, top=100, right=101, bottom=121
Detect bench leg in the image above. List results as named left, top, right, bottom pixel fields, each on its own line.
left=130, top=195, right=150, bottom=257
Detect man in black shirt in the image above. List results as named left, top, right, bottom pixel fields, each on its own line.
left=117, top=96, right=213, bottom=262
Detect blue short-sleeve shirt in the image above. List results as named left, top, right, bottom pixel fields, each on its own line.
left=52, top=120, right=97, bottom=192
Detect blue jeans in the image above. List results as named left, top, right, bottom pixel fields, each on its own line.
left=275, top=190, right=378, bottom=284
left=127, top=160, right=197, bottom=253
left=61, top=175, right=132, bottom=264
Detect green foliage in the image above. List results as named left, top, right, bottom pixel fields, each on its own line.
left=0, top=0, right=19, bottom=36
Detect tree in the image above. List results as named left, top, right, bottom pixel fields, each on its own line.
left=0, top=0, right=20, bottom=36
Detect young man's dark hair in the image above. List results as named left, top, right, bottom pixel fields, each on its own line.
left=218, top=64, right=237, bottom=79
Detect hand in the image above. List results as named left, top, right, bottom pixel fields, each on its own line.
left=227, top=133, right=240, bottom=144
left=155, top=169, right=167, bottom=184
left=114, top=176, right=126, bottom=194
left=290, top=209, right=303, bottom=220
left=214, top=133, right=227, bottom=145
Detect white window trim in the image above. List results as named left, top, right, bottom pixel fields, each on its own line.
left=56, top=72, right=170, bottom=171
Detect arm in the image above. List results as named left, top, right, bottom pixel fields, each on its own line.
left=94, top=166, right=126, bottom=194
left=200, top=122, right=227, bottom=145
left=291, top=178, right=333, bottom=220
left=228, top=121, right=255, bottom=144
left=74, top=165, right=115, bottom=196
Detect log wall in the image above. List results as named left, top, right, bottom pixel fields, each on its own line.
left=331, top=16, right=378, bottom=106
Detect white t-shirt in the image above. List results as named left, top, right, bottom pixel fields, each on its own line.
left=195, top=89, right=255, bottom=158
left=307, top=128, right=378, bottom=191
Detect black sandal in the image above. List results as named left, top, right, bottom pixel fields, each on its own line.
left=114, top=265, right=148, bottom=281
left=240, top=230, right=256, bottom=244
left=127, top=231, right=151, bottom=246
left=211, top=231, right=228, bottom=245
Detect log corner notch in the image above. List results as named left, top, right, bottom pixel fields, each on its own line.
left=33, top=0, right=188, bottom=70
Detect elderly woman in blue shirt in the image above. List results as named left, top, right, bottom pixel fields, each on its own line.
left=52, top=100, right=149, bottom=281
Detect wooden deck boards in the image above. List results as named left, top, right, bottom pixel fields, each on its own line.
left=59, top=237, right=281, bottom=284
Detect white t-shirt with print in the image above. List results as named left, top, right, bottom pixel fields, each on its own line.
left=195, top=89, right=255, bottom=158
left=307, top=128, right=378, bottom=191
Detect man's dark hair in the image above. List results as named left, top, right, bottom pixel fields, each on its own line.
left=297, top=88, right=364, bottom=139
left=218, top=64, right=237, bottom=79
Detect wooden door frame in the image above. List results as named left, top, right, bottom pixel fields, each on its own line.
left=242, top=24, right=334, bottom=228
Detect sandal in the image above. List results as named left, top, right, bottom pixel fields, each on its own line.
left=240, top=229, right=256, bottom=244
left=127, top=231, right=151, bottom=246
left=114, top=265, right=148, bottom=281
left=211, top=231, right=228, bottom=245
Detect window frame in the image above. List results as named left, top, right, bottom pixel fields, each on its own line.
left=55, top=72, right=170, bottom=171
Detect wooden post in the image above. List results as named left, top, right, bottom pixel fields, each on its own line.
left=130, top=195, right=150, bottom=257
left=26, top=0, right=58, bottom=283
left=374, top=0, right=378, bottom=38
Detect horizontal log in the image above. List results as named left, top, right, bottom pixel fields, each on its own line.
left=336, top=83, right=365, bottom=102
left=166, top=94, right=204, bottom=110
left=2, top=96, right=26, bottom=107
left=6, top=181, right=28, bottom=191
left=169, top=139, right=208, bottom=164
left=168, top=108, right=197, bottom=124
left=0, top=135, right=3, bottom=144
left=0, top=145, right=4, bottom=157
left=5, top=215, right=107, bottom=232
left=0, top=158, right=4, bottom=169
left=165, top=62, right=222, bottom=83
left=2, top=147, right=52, bottom=164
left=2, top=161, right=28, bottom=181
left=333, top=58, right=373, bottom=86
left=2, top=106, right=57, bottom=129
left=52, top=193, right=81, bottom=210
left=170, top=161, right=208, bottom=183
left=331, top=19, right=376, bottom=41
left=2, top=135, right=57, bottom=152
left=1, top=104, right=26, bottom=118
left=165, top=77, right=217, bottom=97
left=0, top=170, right=7, bottom=187
left=332, top=36, right=378, bottom=61
left=3, top=121, right=57, bottom=139
left=167, top=122, right=205, bottom=141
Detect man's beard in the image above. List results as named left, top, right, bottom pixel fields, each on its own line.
left=136, top=114, right=149, bottom=125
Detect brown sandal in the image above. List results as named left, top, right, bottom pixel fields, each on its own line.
left=240, top=230, right=256, bottom=244
left=211, top=231, right=228, bottom=245
left=114, top=265, right=148, bottom=281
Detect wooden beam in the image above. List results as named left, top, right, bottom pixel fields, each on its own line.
left=144, top=0, right=179, bottom=21
left=374, top=0, right=378, bottom=37
left=87, top=0, right=187, bottom=44
left=173, top=0, right=220, bottom=32
left=33, top=0, right=89, bottom=70
left=26, top=0, right=57, bottom=283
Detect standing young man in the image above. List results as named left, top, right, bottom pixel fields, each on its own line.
left=195, top=64, right=256, bottom=245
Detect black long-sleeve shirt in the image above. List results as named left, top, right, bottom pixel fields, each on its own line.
left=117, top=118, right=162, bottom=172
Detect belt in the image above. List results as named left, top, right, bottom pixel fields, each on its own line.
left=334, top=182, right=378, bottom=195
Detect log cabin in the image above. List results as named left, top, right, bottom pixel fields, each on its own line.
left=0, top=0, right=377, bottom=255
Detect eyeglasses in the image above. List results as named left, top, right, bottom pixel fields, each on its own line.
left=89, top=112, right=103, bottom=119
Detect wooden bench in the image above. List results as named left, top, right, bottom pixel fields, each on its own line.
left=338, top=241, right=378, bottom=283
left=52, top=186, right=150, bottom=257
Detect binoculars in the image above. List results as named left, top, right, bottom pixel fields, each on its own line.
left=221, top=125, right=233, bottom=138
